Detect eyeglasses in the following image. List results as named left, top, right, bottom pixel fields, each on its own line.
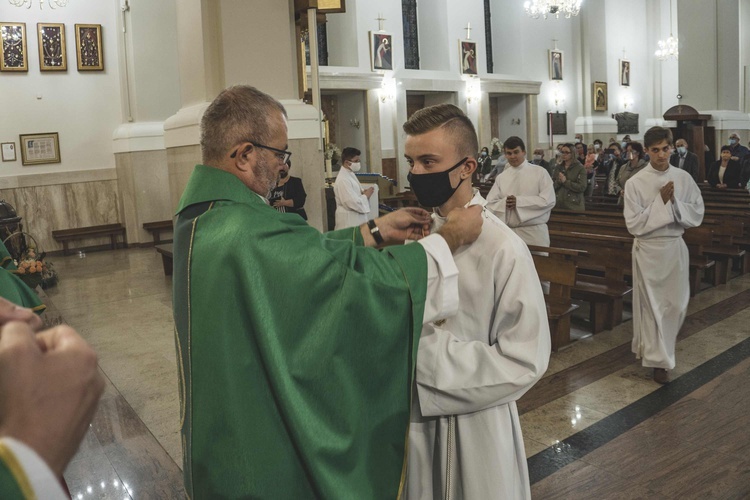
left=561, top=151, right=572, bottom=155
left=231, top=141, right=292, bottom=164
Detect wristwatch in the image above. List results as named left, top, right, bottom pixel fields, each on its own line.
left=367, top=219, right=384, bottom=245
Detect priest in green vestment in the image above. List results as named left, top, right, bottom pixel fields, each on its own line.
left=173, top=86, right=482, bottom=498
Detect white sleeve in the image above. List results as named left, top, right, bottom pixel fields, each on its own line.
left=334, top=176, right=371, bottom=214
left=1, top=438, right=67, bottom=500
left=416, top=245, right=551, bottom=416
left=485, top=181, right=507, bottom=221
left=672, top=179, right=705, bottom=229
left=417, top=234, right=459, bottom=324
left=623, top=182, right=675, bottom=237
left=514, top=172, right=556, bottom=224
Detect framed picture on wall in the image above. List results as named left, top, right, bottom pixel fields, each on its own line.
left=38, top=23, right=67, bottom=71
left=0, top=22, right=28, bottom=72
left=620, top=59, right=630, bottom=86
left=75, top=24, right=103, bottom=71
left=370, top=32, right=393, bottom=71
left=459, top=40, right=477, bottom=75
left=546, top=112, right=568, bottom=135
left=593, top=81, right=608, bottom=111
left=549, top=49, right=563, bottom=81
left=19, top=133, right=61, bottom=166
left=1, top=143, right=16, bottom=162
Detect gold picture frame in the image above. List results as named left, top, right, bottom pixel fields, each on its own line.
left=593, top=81, right=608, bottom=111
left=459, top=40, right=478, bottom=75
left=549, top=49, right=563, bottom=81
left=75, top=24, right=103, bottom=71
left=38, top=23, right=67, bottom=71
left=0, top=22, right=28, bottom=72
left=19, top=133, right=61, bottom=166
left=620, top=59, right=630, bottom=87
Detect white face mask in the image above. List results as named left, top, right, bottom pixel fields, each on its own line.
left=677, top=146, right=687, bottom=155
left=594, top=144, right=601, bottom=151
left=349, top=162, right=362, bottom=172
left=533, top=154, right=542, bottom=161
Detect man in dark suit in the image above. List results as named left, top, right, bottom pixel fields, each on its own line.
left=669, top=138, right=699, bottom=182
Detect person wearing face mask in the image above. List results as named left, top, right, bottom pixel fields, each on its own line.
left=403, top=104, right=549, bottom=500
left=574, top=134, right=588, bottom=155
left=668, top=139, right=699, bottom=182
left=727, top=133, right=749, bottom=163
left=605, top=142, right=626, bottom=196
left=620, top=135, right=632, bottom=159
left=477, top=146, right=493, bottom=181
left=617, top=142, right=649, bottom=205
left=486, top=137, right=556, bottom=246
left=268, top=158, right=307, bottom=220
left=333, top=147, right=374, bottom=229
left=531, top=147, right=552, bottom=176
left=552, top=143, right=588, bottom=211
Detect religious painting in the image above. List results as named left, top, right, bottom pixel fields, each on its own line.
left=613, top=112, right=639, bottom=134
left=546, top=112, right=568, bottom=136
left=460, top=40, right=478, bottom=75
left=549, top=49, right=563, bottom=81
left=38, top=23, right=67, bottom=71
left=75, top=24, right=103, bottom=71
left=19, top=133, right=61, bottom=166
left=1, top=142, right=16, bottom=162
left=370, top=32, right=392, bottom=71
left=620, top=59, right=630, bottom=87
left=593, top=81, right=608, bottom=111
left=0, top=23, right=28, bottom=72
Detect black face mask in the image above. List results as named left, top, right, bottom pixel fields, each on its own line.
left=408, top=157, right=468, bottom=208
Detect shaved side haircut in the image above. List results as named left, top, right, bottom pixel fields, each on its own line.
left=403, top=104, right=479, bottom=159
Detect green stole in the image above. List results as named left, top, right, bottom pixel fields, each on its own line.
left=173, top=165, right=428, bottom=499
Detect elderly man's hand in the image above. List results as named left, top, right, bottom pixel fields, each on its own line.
left=0, top=322, right=104, bottom=477
left=0, top=296, right=43, bottom=331
left=370, top=208, right=433, bottom=246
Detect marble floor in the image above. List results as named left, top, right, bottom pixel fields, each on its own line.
left=40, top=247, right=750, bottom=499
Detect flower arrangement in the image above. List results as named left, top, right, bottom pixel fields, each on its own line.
left=13, top=246, right=58, bottom=289
left=324, top=143, right=341, bottom=164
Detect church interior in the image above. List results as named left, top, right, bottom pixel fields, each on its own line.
left=1, top=0, right=750, bottom=497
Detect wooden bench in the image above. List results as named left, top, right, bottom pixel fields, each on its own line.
left=155, top=244, right=173, bottom=276
left=143, top=220, right=174, bottom=245
left=52, top=223, right=127, bottom=256
left=529, top=249, right=579, bottom=351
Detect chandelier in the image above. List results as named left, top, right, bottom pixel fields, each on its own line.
left=655, top=2, right=678, bottom=60
left=524, top=0, right=582, bottom=19
left=9, top=0, right=69, bottom=8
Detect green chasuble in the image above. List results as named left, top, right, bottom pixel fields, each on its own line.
left=0, top=268, right=45, bottom=313
left=0, top=240, right=17, bottom=270
left=0, top=441, right=33, bottom=499
left=173, top=165, right=428, bottom=499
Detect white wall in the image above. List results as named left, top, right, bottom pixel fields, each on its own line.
left=494, top=95, right=527, bottom=144
left=335, top=92, right=367, bottom=165
left=326, top=1, right=359, bottom=67
left=0, top=0, right=122, bottom=176
left=678, top=0, right=718, bottom=110
left=417, top=0, right=449, bottom=71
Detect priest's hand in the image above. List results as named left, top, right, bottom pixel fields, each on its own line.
left=660, top=181, right=674, bottom=204
left=506, top=195, right=516, bottom=210
left=369, top=208, right=432, bottom=246
left=436, top=205, right=483, bottom=253
left=0, top=296, right=42, bottom=331
left=0, top=322, right=104, bottom=478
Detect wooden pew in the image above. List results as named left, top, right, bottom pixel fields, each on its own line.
left=684, top=227, right=716, bottom=296
left=528, top=247, right=579, bottom=351
left=52, top=223, right=127, bottom=256
left=143, top=220, right=173, bottom=245
left=155, top=243, right=173, bottom=276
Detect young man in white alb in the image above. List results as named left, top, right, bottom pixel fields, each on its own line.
left=402, top=104, right=550, bottom=499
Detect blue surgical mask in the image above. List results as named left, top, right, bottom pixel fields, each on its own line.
left=729, top=139, right=737, bottom=146
left=677, top=146, right=687, bottom=155
left=621, top=141, right=627, bottom=149
left=481, top=151, right=488, bottom=157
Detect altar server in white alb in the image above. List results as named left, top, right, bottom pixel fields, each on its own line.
left=624, top=126, right=704, bottom=384
left=486, top=136, right=556, bottom=246
left=402, top=104, right=550, bottom=499
left=333, top=146, right=373, bottom=229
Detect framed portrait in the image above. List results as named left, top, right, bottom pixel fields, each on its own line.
left=549, top=49, right=563, bottom=81
left=75, top=24, right=103, bottom=71
left=1, top=143, right=16, bottom=162
left=459, top=40, right=478, bottom=75
left=593, top=81, right=608, bottom=111
left=38, top=23, right=67, bottom=71
left=620, top=59, right=630, bottom=87
left=546, top=112, right=568, bottom=136
left=0, top=23, right=28, bottom=72
left=19, top=133, right=61, bottom=166
left=370, top=32, right=393, bottom=71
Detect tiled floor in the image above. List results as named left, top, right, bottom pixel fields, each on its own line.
left=42, top=247, right=750, bottom=499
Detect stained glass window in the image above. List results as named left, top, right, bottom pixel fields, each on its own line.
left=402, top=0, right=419, bottom=69
left=484, top=0, right=494, bottom=73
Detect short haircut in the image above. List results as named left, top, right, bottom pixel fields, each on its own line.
left=341, top=147, right=361, bottom=163
left=675, top=138, right=688, bottom=146
left=593, top=139, right=603, bottom=145
left=721, top=145, right=732, bottom=153
left=643, top=126, right=673, bottom=148
left=403, top=104, right=479, bottom=159
left=628, top=141, right=645, bottom=158
left=503, top=136, right=526, bottom=152
left=200, top=85, right=287, bottom=165
left=561, top=143, right=575, bottom=153
left=608, top=142, right=621, bottom=152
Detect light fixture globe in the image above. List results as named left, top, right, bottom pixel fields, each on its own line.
left=524, top=0, right=582, bottom=19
